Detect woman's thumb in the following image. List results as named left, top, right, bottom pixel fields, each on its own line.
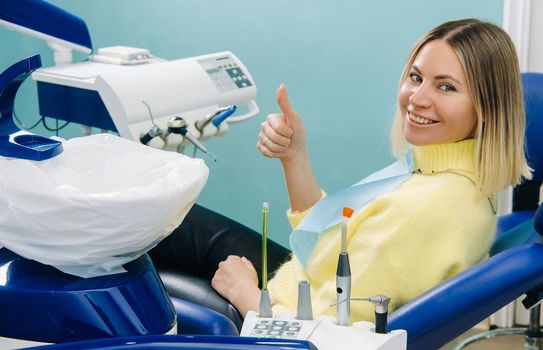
left=276, top=84, right=296, bottom=125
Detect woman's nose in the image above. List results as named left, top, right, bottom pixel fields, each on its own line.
left=408, top=84, right=432, bottom=109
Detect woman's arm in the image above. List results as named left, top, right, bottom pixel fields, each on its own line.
left=257, top=85, right=321, bottom=212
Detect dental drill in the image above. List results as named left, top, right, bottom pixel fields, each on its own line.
left=336, top=207, right=354, bottom=326
left=195, top=105, right=237, bottom=131
left=139, top=101, right=163, bottom=146
left=351, top=295, right=390, bottom=334
left=332, top=295, right=391, bottom=334
left=165, top=116, right=217, bottom=162
left=259, top=202, right=273, bottom=317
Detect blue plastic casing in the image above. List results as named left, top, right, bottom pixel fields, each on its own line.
left=31, top=335, right=317, bottom=350
left=0, top=55, right=63, bottom=160
left=171, top=298, right=239, bottom=336
left=0, top=0, right=92, bottom=52
left=37, top=81, right=118, bottom=132
left=0, top=249, right=176, bottom=343
left=211, top=105, right=237, bottom=127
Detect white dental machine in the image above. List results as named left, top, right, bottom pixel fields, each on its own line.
left=33, top=49, right=259, bottom=158
left=1, top=2, right=258, bottom=160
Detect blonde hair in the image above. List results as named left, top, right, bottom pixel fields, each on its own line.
left=391, top=18, right=532, bottom=196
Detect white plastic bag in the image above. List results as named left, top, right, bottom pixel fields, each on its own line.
left=0, top=134, right=208, bottom=278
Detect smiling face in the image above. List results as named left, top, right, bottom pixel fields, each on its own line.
left=398, top=39, right=478, bottom=146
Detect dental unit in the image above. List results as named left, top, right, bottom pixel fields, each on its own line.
left=1, top=2, right=258, bottom=160
left=0, top=1, right=256, bottom=348
left=241, top=205, right=407, bottom=349
left=0, top=1, right=410, bottom=349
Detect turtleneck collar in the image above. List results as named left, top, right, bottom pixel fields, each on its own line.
left=412, top=139, right=476, bottom=177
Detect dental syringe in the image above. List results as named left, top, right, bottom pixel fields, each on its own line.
left=259, top=202, right=272, bottom=317
left=336, top=207, right=353, bottom=326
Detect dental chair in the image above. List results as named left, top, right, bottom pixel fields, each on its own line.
left=387, top=72, right=543, bottom=349
left=58, top=72, right=543, bottom=350
left=3, top=58, right=540, bottom=350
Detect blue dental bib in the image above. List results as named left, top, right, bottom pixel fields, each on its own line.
left=290, top=154, right=414, bottom=267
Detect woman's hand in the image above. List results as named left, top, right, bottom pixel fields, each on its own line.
left=211, top=255, right=261, bottom=317
left=257, top=84, right=321, bottom=212
left=257, top=84, right=307, bottom=163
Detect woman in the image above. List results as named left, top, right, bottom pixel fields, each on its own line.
left=151, top=18, right=531, bottom=324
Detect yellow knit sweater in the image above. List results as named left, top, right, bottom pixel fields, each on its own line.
left=267, top=139, right=496, bottom=321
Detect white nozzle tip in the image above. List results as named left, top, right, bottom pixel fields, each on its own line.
left=263, top=202, right=269, bottom=209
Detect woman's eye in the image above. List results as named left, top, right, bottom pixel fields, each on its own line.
left=440, top=84, right=456, bottom=92
left=409, top=73, right=422, bottom=83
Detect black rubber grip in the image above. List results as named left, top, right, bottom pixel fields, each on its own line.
left=139, top=133, right=153, bottom=145
left=375, top=312, right=388, bottom=334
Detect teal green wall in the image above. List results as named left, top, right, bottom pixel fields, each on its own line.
left=0, top=0, right=503, bottom=247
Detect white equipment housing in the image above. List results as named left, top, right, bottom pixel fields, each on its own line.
left=32, top=50, right=259, bottom=150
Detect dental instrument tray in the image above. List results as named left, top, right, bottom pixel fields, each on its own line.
left=241, top=311, right=406, bottom=350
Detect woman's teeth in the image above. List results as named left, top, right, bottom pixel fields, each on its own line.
left=409, top=113, right=436, bottom=125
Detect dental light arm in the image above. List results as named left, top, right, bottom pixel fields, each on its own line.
left=0, top=0, right=92, bottom=65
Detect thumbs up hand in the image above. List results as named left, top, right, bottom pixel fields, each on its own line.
left=258, top=85, right=321, bottom=211
left=257, top=84, right=307, bottom=161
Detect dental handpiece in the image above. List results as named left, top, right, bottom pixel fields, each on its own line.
left=167, top=116, right=216, bottom=161
left=331, top=295, right=391, bottom=334
left=140, top=101, right=163, bottom=145
left=261, top=202, right=269, bottom=290
left=370, top=295, right=390, bottom=334
left=182, top=130, right=216, bottom=161
left=348, top=295, right=391, bottom=334
left=336, top=207, right=354, bottom=326
left=259, top=202, right=273, bottom=317
left=195, top=105, right=236, bottom=131
left=212, top=105, right=237, bottom=127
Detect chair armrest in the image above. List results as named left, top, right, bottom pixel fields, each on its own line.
left=495, top=211, right=534, bottom=236
left=171, top=297, right=239, bottom=336
left=388, top=243, right=543, bottom=350
left=158, top=270, right=244, bottom=330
